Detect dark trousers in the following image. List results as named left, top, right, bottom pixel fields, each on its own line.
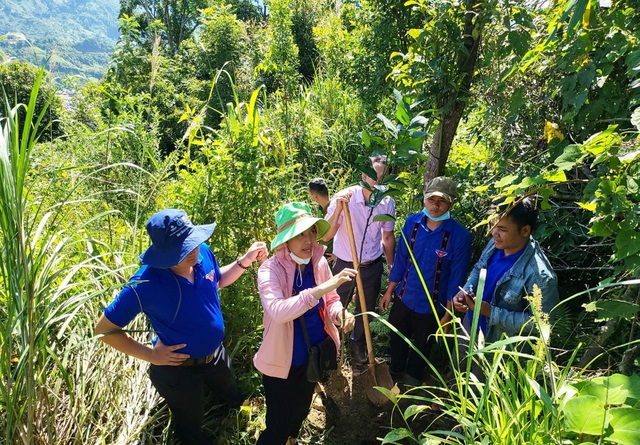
left=257, top=365, right=317, bottom=445
left=388, top=297, right=440, bottom=382
left=333, top=256, right=383, bottom=344
left=148, top=345, right=243, bottom=445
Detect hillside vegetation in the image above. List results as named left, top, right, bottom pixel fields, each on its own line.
left=0, top=0, right=119, bottom=82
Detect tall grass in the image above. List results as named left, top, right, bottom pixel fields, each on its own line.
left=0, top=67, right=176, bottom=444
left=0, top=66, right=60, bottom=444
left=375, top=281, right=640, bottom=445
left=367, top=224, right=640, bottom=444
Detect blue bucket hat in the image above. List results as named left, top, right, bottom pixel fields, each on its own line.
left=139, top=209, right=216, bottom=268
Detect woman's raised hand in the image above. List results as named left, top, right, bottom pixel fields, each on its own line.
left=312, top=267, right=357, bottom=301
left=328, top=267, right=357, bottom=291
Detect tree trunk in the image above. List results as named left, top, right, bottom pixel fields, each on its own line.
left=426, top=102, right=467, bottom=185
left=424, top=0, right=482, bottom=187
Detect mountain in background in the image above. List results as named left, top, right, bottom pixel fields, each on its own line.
left=0, top=0, right=120, bottom=83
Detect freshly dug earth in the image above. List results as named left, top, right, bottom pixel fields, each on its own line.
left=302, top=363, right=455, bottom=444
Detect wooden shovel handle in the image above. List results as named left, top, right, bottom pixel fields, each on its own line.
left=342, top=204, right=377, bottom=372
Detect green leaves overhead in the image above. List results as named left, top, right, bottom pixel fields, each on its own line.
left=360, top=91, right=430, bottom=166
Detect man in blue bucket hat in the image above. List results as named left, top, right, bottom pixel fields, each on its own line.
left=95, top=209, right=268, bottom=445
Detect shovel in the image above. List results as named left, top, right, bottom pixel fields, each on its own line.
left=342, top=204, right=393, bottom=406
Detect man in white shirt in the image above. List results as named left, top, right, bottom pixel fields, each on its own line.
left=323, top=155, right=396, bottom=369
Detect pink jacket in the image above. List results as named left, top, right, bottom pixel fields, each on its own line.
left=253, top=244, right=344, bottom=378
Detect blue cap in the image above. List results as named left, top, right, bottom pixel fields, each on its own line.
left=138, top=209, right=216, bottom=268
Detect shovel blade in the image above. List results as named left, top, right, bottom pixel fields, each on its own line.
left=360, top=360, right=394, bottom=406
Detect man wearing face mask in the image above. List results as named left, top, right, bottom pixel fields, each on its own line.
left=380, top=177, right=472, bottom=387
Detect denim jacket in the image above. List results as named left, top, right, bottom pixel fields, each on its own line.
left=463, top=237, right=558, bottom=343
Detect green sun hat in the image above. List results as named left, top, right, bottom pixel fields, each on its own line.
left=270, top=202, right=331, bottom=250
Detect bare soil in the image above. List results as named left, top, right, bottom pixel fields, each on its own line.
left=301, top=362, right=456, bottom=445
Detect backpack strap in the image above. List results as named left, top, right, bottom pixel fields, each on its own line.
left=431, top=230, right=451, bottom=301
left=299, top=315, right=313, bottom=353
left=397, top=219, right=422, bottom=299
left=397, top=217, right=451, bottom=303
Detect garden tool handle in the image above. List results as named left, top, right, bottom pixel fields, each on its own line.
left=342, top=204, right=377, bottom=372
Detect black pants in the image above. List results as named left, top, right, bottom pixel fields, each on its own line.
left=388, top=297, right=440, bottom=382
left=256, top=365, right=317, bottom=445
left=333, top=256, right=383, bottom=344
left=148, top=345, right=243, bottom=445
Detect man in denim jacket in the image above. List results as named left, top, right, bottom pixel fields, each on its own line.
left=453, top=197, right=558, bottom=343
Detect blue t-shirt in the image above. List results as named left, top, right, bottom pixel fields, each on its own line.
left=104, top=243, right=225, bottom=358
left=291, top=264, right=327, bottom=366
left=389, top=213, right=472, bottom=314
left=467, top=247, right=525, bottom=333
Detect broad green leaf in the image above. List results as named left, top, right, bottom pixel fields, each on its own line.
left=495, top=175, right=518, bottom=188
left=555, top=144, right=585, bottom=170
left=377, top=113, right=398, bottom=138
left=539, top=187, right=555, bottom=209
left=584, top=374, right=640, bottom=407
left=361, top=129, right=371, bottom=148
left=508, top=29, right=530, bottom=57
left=380, top=174, right=399, bottom=184
left=566, top=0, right=589, bottom=35
left=403, top=404, right=430, bottom=420
left=626, top=49, right=640, bottom=74
left=590, top=220, right=613, bottom=237
left=608, top=407, right=640, bottom=445
left=396, top=102, right=411, bottom=127
left=544, top=170, right=567, bottom=182
left=608, top=374, right=640, bottom=404
left=373, top=214, right=396, bottom=222
left=518, top=176, right=545, bottom=188
left=407, top=28, right=421, bottom=41
left=409, top=115, right=428, bottom=127
left=356, top=164, right=378, bottom=182
left=563, top=395, right=607, bottom=435
left=369, top=135, right=387, bottom=146
left=577, top=201, right=597, bottom=212
left=584, top=126, right=620, bottom=156
left=381, top=428, right=414, bottom=444
left=578, top=380, right=629, bottom=405
left=615, top=230, right=640, bottom=259
left=584, top=300, right=640, bottom=321
left=409, top=130, right=429, bottom=138
left=374, top=386, right=398, bottom=406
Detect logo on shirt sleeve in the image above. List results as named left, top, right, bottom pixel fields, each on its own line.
left=205, top=270, right=216, bottom=281
left=435, top=250, right=448, bottom=258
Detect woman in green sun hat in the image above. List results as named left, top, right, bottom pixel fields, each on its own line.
left=253, top=202, right=357, bottom=445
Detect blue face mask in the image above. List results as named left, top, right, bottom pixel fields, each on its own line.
left=423, top=208, right=451, bottom=222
